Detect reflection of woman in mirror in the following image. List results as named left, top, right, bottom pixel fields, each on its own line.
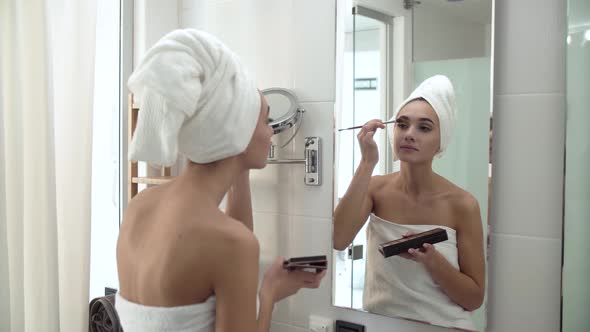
left=333, top=76, right=484, bottom=331
left=116, top=29, right=325, bottom=332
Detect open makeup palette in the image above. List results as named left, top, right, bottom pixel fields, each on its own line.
left=378, top=228, right=449, bottom=258
left=283, top=255, right=328, bottom=273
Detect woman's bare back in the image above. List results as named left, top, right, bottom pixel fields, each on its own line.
left=116, top=181, right=253, bottom=307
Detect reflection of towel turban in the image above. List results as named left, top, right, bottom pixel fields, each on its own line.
left=388, top=75, right=457, bottom=160
left=128, top=29, right=261, bottom=166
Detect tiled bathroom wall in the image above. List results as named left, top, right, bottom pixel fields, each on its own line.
left=487, top=0, right=566, bottom=331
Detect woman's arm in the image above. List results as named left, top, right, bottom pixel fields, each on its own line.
left=406, top=196, right=486, bottom=311
left=333, top=162, right=375, bottom=250
left=213, top=227, right=326, bottom=332
left=333, top=120, right=384, bottom=250
left=213, top=228, right=267, bottom=332
left=225, top=171, right=253, bottom=231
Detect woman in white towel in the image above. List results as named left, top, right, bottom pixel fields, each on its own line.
left=333, top=76, right=485, bottom=331
left=116, top=29, right=325, bottom=332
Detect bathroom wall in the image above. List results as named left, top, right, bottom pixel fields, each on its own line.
left=413, top=3, right=490, bottom=62
left=133, top=0, right=179, bottom=67
left=133, top=0, right=566, bottom=331
left=487, top=0, right=566, bottom=331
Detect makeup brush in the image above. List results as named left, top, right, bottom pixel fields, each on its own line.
left=338, top=119, right=396, bottom=132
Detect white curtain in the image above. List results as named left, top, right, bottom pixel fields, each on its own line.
left=0, top=0, right=97, bottom=331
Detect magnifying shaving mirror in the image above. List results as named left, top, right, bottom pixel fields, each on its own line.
left=262, top=87, right=305, bottom=135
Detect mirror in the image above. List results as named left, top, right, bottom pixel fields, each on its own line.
left=332, top=0, right=493, bottom=331
left=562, top=0, right=590, bottom=330
left=261, top=88, right=304, bottom=135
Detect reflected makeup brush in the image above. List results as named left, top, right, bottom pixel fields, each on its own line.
left=338, top=119, right=396, bottom=131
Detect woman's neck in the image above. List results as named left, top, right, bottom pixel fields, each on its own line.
left=398, top=161, right=438, bottom=197
left=178, top=157, right=245, bottom=206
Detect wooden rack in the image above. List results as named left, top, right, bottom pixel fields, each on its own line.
left=127, top=94, right=174, bottom=201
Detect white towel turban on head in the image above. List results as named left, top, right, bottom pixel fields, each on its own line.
left=388, top=75, right=457, bottom=161
left=127, top=29, right=261, bottom=166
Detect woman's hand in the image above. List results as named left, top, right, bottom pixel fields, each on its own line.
left=399, top=231, right=443, bottom=268
left=357, top=119, right=385, bottom=166
left=259, top=257, right=327, bottom=304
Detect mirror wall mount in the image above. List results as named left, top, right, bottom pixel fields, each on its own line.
left=261, top=87, right=305, bottom=135
left=262, top=88, right=320, bottom=186
left=267, top=137, right=321, bottom=186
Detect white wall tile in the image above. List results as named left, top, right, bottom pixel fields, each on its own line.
left=491, top=94, right=565, bottom=239
left=487, top=234, right=562, bottom=332
left=134, top=0, right=180, bottom=66
left=251, top=165, right=287, bottom=215
left=281, top=102, right=335, bottom=219
left=253, top=212, right=290, bottom=264
left=494, top=0, right=566, bottom=95
left=181, top=0, right=193, bottom=10
left=179, top=12, right=192, bottom=28
left=255, top=212, right=292, bottom=325
left=270, top=321, right=308, bottom=332
left=292, top=0, right=337, bottom=102
left=251, top=0, right=295, bottom=91
left=288, top=216, right=333, bottom=328
left=270, top=295, right=292, bottom=326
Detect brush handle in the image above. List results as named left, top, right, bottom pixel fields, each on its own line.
left=337, top=119, right=396, bottom=132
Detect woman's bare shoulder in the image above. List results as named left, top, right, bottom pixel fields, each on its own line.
left=443, top=187, right=481, bottom=230
left=175, top=212, right=259, bottom=265
left=370, top=172, right=398, bottom=191
left=172, top=209, right=257, bottom=248
left=433, top=176, right=480, bottom=217
left=121, top=183, right=169, bottom=223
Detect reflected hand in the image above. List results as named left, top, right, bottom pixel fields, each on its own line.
left=357, top=119, right=385, bottom=166
left=398, top=231, right=442, bottom=266
left=260, top=257, right=327, bottom=304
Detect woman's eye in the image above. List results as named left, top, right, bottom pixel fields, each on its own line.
left=420, top=126, right=431, bottom=132
left=396, top=123, right=408, bottom=129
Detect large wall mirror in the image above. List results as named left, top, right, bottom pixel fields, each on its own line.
left=332, top=0, right=493, bottom=331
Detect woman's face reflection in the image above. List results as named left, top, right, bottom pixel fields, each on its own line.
left=393, top=99, right=441, bottom=163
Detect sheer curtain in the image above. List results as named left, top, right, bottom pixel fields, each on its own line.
left=0, top=0, right=97, bottom=331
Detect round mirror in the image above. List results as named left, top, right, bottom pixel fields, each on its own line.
left=261, top=88, right=303, bottom=134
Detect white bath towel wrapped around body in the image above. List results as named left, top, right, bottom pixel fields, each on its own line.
left=115, top=293, right=216, bottom=332
left=363, top=213, right=476, bottom=331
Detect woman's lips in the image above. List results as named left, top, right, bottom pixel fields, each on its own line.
left=400, top=145, right=418, bottom=151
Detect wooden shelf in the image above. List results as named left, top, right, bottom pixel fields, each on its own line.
left=128, top=93, right=173, bottom=202
left=131, top=176, right=174, bottom=185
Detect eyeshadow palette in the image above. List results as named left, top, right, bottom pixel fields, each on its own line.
left=378, top=228, right=448, bottom=258
left=283, top=255, right=328, bottom=273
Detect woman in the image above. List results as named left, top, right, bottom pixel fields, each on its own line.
left=116, top=29, right=325, bottom=332
left=333, top=76, right=485, bottom=331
